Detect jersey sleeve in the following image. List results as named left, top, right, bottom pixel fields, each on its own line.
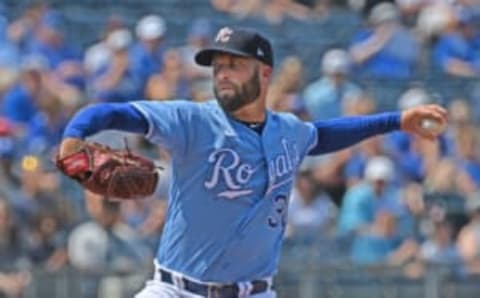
left=308, top=112, right=401, bottom=155
left=300, top=122, right=318, bottom=159
left=285, top=115, right=318, bottom=161
left=130, top=100, right=195, bottom=157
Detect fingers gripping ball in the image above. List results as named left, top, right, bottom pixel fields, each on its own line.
left=420, top=118, right=446, bottom=135
left=56, top=143, right=159, bottom=200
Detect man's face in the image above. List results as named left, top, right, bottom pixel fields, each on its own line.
left=212, top=54, right=261, bottom=113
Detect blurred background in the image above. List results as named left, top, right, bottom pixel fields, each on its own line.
left=0, top=0, right=480, bottom=297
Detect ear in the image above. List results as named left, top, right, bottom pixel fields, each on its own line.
left=261, top=65, right=272, bottom=80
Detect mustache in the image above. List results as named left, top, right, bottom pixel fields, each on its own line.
left=216, top=81, right=237, bottom=88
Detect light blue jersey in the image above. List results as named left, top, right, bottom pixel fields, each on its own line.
left=131, top=99, right=317, bottom=282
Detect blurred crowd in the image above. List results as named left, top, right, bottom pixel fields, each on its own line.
left=1, top=0, right=480, bottom=297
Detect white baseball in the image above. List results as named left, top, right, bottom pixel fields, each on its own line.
left=420, top=118, right=445, bottom=135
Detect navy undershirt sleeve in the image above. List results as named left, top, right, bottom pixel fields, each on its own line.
left=308, top=112, right=401, bottom=155
left=62, top=103, right=148, bottom=139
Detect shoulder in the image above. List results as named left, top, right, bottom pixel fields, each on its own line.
left=4, top=84, right=27, bottom=100
left=304, top=78, right=330, bottom=94
left=273, top=110, right=316, bottom=131
left=351, top=29, right=373, bottom=43
left=131, top=99, right=210, bottom=110
left=270, top=110, right=305, bottom=128
left=435, top=33, right=459, bottom=48
left=270, top=110, right=302, bottom=123
left=130, top=99, right=220, bottom=122
left=344, top=183, right=372, bottom=198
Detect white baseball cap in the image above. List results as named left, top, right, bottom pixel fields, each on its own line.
left=369, top=2, right=400, bottom=25
left=322, top=49, right=350, bottom=75
left=364, top=156, right=394, bottom=181
left=136, top=15, right=166, bottom=40
left=106, top=29, right=132, bottom=50
left=68, top=222, right=108, bottom=271
left=398, top=87, right=430, bottom=110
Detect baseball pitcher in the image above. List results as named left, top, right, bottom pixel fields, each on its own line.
left=57, top=27, right=447, bottom=298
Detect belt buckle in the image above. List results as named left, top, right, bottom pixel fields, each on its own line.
left=207, top=284, right=230, bottom=298
left=207, top=284, right=218, bottom=298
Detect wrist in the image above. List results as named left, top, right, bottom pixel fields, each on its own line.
left=59, top=138, right=85, bottom=158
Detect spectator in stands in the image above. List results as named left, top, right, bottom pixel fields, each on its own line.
left=303, top=48, right=362, bottom=120
left=0, top=118, right=16, bottom=186
left=287, top=160, right=337, bottom=239
left=122, top=199, right=167, bottom=252
left=338, top=156, right=402, bottom=236
left=24, top=211, right=68, bottom=271
left=130, top=15, right=167, bottom=93
left=7, top=2, right=48, bottom=53
left=307, top=150, right=351, bottom=207
left=267, top=56, right=306, bottom=117
left=350, top=2, right=419, bottom=79
left=23, top=92, right=68, bottom=155
left=343, top=136, right=386, bottom=187
left=210, top=0, right=263, bottom=18
left=399, top=182, right=428, bottom=240
left=27, top=10, right=80, bottom=70
left=395, top=0, right=424, bottom=26
left=419, top=220, right=460, bottom=266
left=262, top=0, right=310, bottom=24
left=384, top=88, right=451, bottom=183
left=68, top=192, right=152, bottom=274
left=399, top=134, right=446, bottom=183
left=0, top=199, right=30, bottom=298
left=336, top=91, right=378, bottom=188
left=1, top=55, right=46, bottom=125
left=0, top=199, right=27, bottom=269
left=454, top=126, right=480, bottom=190
left=449, top=99, right=471, bottom=127
left=84, top=14, right=125, bottom=76
left=341, top=91, right=376, bottom=117
left=177, top=19, right=214, bottom=102
left=0, top=16, right=20, bottom=93
left=91, top=29, right=140, bottom=102
left=457, top=193, right=480, bottom=274
left=0, top=271, right=29, bottom=298
left=423, top=158, right=473, bottom=197
left=211, top=0, right=310, bottom=24
left=145, top=48, right=189, bottom=101
left=350, top=208, right=401, bottom=264
left=9, top=155, right=75, bottom=228
left=433, top=5, right=480, bottom=77
left=180, top=18, right=212, bottom=85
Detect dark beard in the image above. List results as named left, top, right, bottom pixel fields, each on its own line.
left=214, top=70, right=261, bottom=113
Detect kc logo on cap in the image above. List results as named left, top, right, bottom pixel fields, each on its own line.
left=215, top=27, right=233, bottom=43
left=195, top=26, right=274, bottom=67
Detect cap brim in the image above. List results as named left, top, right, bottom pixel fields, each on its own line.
left=195, top=47, right=251, bottom=66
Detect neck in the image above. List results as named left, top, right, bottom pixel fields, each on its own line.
left=230, top=97, right=266, bottom=123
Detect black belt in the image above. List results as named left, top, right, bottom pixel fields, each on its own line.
left=158, top=268, right=270, bottom=298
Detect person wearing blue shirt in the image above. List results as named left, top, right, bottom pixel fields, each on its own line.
left=27, top=10, right=80, bottom=70
left=303, top=49, right=362, bottom=121
left=338, top=156, right=403, bottom=236
left=129, top=15, right=167, bottom=94
left=351, top=208, right=401, bottom=265
left=58, top=27, right=447, bottom=298
left=350, top=2, right=419, bottom=79
left=1, top=56, right=46, bottom=125
left=433, top=7, right=480, bottom=77
left=23, top=98, right=68, bottom=155
left=0, top=16, right=20, bottom=70
left=91, top=29, right=141, bottom=102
